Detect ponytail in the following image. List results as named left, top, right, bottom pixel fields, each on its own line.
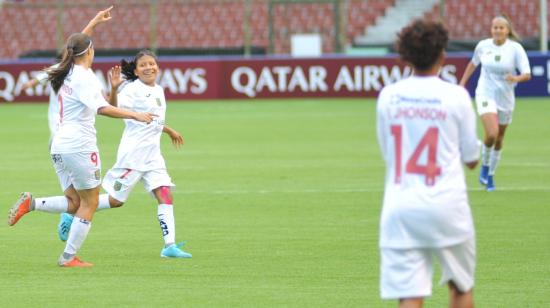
left=48, top=49, right=75, bottom=93
left=497, top=13, right=520, bottom=41
left=47, top=32, right=93, bottom=93
left=120, top=58, right=138, bottom=81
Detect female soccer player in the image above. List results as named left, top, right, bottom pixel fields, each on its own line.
left=8, top=31, right=156, bottom=267
left=19, top=6, right=114, bottom=144
left=459, top=14, right=531, bottom=191
left=58, top=50, right=192, bottom=258
left=377, top=19, right=480, bottom=307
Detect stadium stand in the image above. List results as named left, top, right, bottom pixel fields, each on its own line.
left=423, top=0, right=541, bottom=40
left=0, top=0, right=545, bottom=59
left=0, top=0, right=391, bottom=59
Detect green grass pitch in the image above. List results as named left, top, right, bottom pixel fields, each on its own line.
left=0, top=98, right=549, bottom=307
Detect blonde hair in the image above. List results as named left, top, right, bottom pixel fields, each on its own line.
left=494, top=14, right=520, bottom=41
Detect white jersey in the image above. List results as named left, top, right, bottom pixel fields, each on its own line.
left=35, top=64, right=59, bottom=136
left=113, top=79, right=167, bottom=171
left=50, top=64, right=109, bottom=154
left=376, top=76, right=480, bottom=249
left=472, top=38, right=530, bottom=111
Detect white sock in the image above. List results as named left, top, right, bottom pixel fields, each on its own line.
left=157, top=204, right=175, bottom=247
left=489, top=149, right=502, bottom=176
left=96, top=194, right=111, bottom=211
left=34, top=196, right=69, bottom=213
left=63, top=217, right=91, bottom=258
left=481, top=144, right=492, bottom=166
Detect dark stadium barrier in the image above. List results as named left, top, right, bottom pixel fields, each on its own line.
left=0, top=53, right=547, bottom=103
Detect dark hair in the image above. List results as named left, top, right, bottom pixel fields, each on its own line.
left=47, top=33, right=93, bottom=93
left=120, top=49, right=158, bottom=81
left=396, top=19, right=448, bottom=71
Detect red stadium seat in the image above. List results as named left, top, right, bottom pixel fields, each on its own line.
left=0, top=0, right=547, bottom=59
left=425, top=0, right=542, bottom=40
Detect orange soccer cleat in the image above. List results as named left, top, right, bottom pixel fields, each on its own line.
left=58, top=256, right=94, bottom=268
left=7, top=192, right=33, bottom=226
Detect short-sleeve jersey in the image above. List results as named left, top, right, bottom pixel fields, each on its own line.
left=471, top=38, right=530, bottom=111
left=113, top=79, right=167, bottom=171
left=376, top=76, right=480, bottom=249
left=36, top=63, right=60, bottom=136
left=50, top=64, right=109, bottom=154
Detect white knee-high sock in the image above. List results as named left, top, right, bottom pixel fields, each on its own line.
left=63, top=217, right=91, bottom=258
left=157, top=204, right=175, bottom=247
left=489, top=149, right=502, bottom=176
left=481, top=144, right=492, bottom=166
left=96, top=194, right=111, bottom=211
left=34, top=196, right=69, bottom=213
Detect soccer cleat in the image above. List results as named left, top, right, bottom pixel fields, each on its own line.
left=7, top=192, right=34, bottom=226
left=479, top=165, right=489, bottom=185
left=486, top=175, right=495, bottom=192
left=161, top=242, right=192, bottom=258
left=58, top=213, right=74, bottom=242
left=58, top=256, right=93, bottom=267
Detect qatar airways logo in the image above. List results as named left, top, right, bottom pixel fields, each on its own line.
left=231, top=64, right=458, bottom=97
left=0, top=67, right=207, bottom=101
left=0, top=70, right=51, bottom=101
left=93, top=68, right=207, bottom=95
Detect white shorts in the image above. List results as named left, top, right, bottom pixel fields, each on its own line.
left=380, top=237, right=476, bottom=300
left=475, top=96, right=513, bottom=125
left=52, top=152, right=102, bottom=191
left=102, top=168, right=175, bottom=202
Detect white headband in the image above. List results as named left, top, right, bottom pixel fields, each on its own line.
left=74, top=41, right=93, bottom=56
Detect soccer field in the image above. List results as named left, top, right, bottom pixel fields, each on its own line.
left=0, top=98, right=549, bottom=307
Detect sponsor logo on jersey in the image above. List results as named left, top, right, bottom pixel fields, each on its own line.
left=94, top=170, right=100, bottom=180
left=156, top=98, right=161, bottom=106
left=495, top=55, right=501, bottom=62
left=482, top=101, right=488, bottom=107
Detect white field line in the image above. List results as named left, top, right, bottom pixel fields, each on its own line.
left=171, top=186, right=550, bottom=195
left=0, top=186, right=548, bottom=199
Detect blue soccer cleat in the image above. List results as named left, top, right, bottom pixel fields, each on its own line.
left=58, top=213, right=74, bottom=242
left=479, top=165, right=489, bottom=185
left=161, top=241, right=192, bottom=258
left=486, top=175, right=495, bottom=192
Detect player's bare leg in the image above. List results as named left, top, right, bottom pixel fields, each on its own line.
left=448, top=281, right=473, bottom=308
left=154, top=186, right=191, bottom=258
left=479, top=113, right=498, bottom=186
left=58, top=186, right=100, bottom=267
left=399, top=297, right=423, bottom=308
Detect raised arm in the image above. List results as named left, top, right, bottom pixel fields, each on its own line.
left=107, top=65, right=123, bottom=106
left=81, top=5, right=113, bottom=36
left=163, top=125, right=184, bottom=149
left=20, top=78, right=40, bottom=91
left=459, top=61, right=478, bottom=87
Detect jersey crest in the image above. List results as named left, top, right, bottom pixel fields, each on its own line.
left=114, top=181, right=122, bottom=191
